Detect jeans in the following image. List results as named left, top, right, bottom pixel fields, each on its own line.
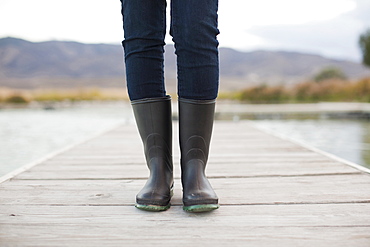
left=120, top=0, right=220, bottom=101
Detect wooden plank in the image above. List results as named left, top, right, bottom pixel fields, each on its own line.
left=1, top=204, right=370, bottom=227
left=13, top=161, right=359, bottom=180
left=38, top=154, right=339, bottom=164
left=0, top=226, right=369, bottom=247
left=0, top=205, right=369, bottom=246
left=37, top=153, right=336, bottom=162
left=1, top=175, right=370, bottom=205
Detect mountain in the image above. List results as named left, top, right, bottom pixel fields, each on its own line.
left=0, top=37, right=124, bottom=78
left=1, top=37, right=370, bottom=91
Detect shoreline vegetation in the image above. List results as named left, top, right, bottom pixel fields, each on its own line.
left=219, top=77, right=370, bottom=103
left=0, top=87, right=129, bottom=106
left=1, top=77, right=370, bottom=106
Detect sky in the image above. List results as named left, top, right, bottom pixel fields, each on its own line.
left=0, top=0, right=369, bottom=62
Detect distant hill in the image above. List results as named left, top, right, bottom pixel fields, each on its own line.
left=1, top=37, right=369, bottom=91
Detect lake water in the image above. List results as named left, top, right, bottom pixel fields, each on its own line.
left=1, top=102, right=369, bottom=177
left=0, top=102, right=133, bottom=177
left=253, top=119, right=370, bottom=170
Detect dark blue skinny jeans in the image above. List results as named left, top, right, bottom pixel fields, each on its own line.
left=120, top=0, right=219, bottom=101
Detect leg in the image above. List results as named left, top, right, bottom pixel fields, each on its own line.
left=171, top=0, right=220, bottom=212
left=170, top=0, right=220, bottom=100
left=120, top=0, right=173, bottom=211
left=121, top=0, right=167, bottom=101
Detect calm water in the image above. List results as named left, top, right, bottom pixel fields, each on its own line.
left=0, top=102, right=133, bottom=177
left=1, top=102, right=369, bottom=177
left=253, top=119, right=370, bottom=170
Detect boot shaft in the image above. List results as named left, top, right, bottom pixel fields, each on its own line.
left=132, top=96, right=174, bottom=210
left=178, top=98, right=215, bottom=166
left=131, top=96, right=173, bottom=170
left=178, top=98, right=219, bottom=211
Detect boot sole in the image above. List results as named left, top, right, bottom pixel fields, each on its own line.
left=135, top=187, right=174, bottom=212
left=183, top=204, right=219, bottom=212
left=135, top=203, right=171, bottom=212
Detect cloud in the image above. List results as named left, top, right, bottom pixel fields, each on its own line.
left=0, top=0, right=123, bottom=43
left=242, top=0, right=370, bottom=61
left=247, top=19, right=362, bottom=61
left=218, top=0, right=355, bottom=26
left=348, top=0, right=370, bottom=24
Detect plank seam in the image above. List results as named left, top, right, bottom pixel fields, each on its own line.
left=2, top=200, right=369, bottom=207
left=3, top=201, right=369, bottom=207
left=9, top=172, right=363, bottom=181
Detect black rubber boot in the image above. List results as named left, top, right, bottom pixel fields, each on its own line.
left=179, top=98, right=219, bottom=212
left=131, top=96, right=173, bottom=211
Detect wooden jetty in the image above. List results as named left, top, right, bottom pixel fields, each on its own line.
left=1, top=121, right=370, bottom=246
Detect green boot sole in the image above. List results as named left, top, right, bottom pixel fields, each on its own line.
left=135, top=203, right=171, bottom=212
left=135, top=187, right=173, bottom=212
left=183, top=204, right=219, bottom=213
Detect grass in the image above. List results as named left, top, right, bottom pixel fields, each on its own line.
left=219, top=77, right=370, bottom=103
left=0, top=87, right=129, bottom=104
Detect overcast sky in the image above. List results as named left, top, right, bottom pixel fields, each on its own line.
left=0, top=0, right=369, bottom=61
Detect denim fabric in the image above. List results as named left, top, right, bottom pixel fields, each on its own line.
left=120, top=0, right=219, bottom=101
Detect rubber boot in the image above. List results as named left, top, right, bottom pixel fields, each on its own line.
left=179, top=98, right=219, bottom=212
left=131, top=96, right=173, bottom=211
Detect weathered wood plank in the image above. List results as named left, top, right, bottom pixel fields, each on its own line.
left=13, top=161, right=359, bottom=180
left=1, top=204, right=370, bottom=226
left=1, top=175, right=370, bottom=205
left=0, top=226, right=369, bottom=247
left=1, top=205, right=370, bottom=246
left=37, top=153, right=337, bottom=162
